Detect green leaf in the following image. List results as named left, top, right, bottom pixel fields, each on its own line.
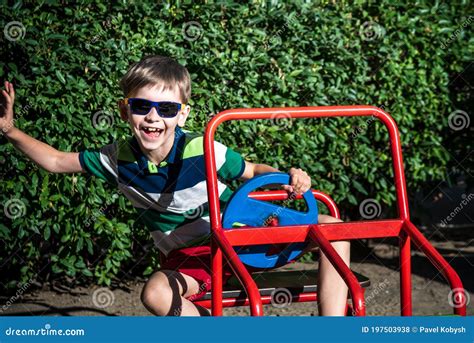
left=352, top=179, right=368, bottom=195
left=44, top=226, right=51, bottom=240
left=55, top=70, right=66, bottom=84
left=81, top=268, right=93, bottom=277
left=0, top=224, right=9, bottom=238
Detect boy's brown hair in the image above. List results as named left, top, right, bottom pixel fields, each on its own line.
left=119, top=55, right=191, bottom=104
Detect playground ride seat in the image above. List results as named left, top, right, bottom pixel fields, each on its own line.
left=196, top=106, right=467, bottom=317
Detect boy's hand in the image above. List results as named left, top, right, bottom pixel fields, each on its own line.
left=0, top=81, right=15, bottom=134
left=282, top=167, right=311, bottom=195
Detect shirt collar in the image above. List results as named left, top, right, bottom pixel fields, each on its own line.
left=129, top=126, right=185, bottom=175
left=165, top=126, right=185, bottom=164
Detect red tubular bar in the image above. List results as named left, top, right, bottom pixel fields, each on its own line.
left=308, top=225, right=366, bottom=316
left=205, top=106, right=410, bottom=221
left=195, top=293, right=319, bottom=309
left=213, top=230, right=263, bottom=316
left=204, top=106, right=466, bottom=316
left=249, top=190, right=341, bottom=219
left=399, top=230, right=412, bottom=315
left=402, top=221, right=467, bottom=316
left=224, top=220, right=403, bottom=245
left=210, top=239, right=223, bottom=315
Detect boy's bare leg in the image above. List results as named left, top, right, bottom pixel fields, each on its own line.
left=307, top=214, right=350, bottom=316
left=141, top=270, right=210, bottom=316
left=318, top=239, right=350, bottom=316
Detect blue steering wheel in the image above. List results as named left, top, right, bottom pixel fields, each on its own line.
left=222, top=172, right=318, bottom=270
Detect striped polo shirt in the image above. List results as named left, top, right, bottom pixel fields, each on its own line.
left=78, top=127, right=245, bottom=255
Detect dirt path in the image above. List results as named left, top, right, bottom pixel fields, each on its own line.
left=2, top=241, right=472, bottom=317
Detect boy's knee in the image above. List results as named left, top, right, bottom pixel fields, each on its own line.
left=141, top=274, right=173, bottom=311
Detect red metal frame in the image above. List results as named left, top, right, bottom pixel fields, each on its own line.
left=195, top=293, right=357, bottom=316
left=203, top=106, right=467, bottom=316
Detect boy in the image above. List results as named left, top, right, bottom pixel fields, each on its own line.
left=0, top=55, right=350, bottom=316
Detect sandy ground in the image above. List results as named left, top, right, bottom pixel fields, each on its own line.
left=1, top=239, right=472, bottom=317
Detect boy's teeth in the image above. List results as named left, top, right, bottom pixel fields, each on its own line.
left=144, top=127, right=160, bottom=132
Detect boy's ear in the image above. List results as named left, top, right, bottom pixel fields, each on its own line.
left=177, top=105, right=191, bottom=127
left=118, top=100, right=129, bottom=121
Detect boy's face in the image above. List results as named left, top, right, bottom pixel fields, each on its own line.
left=119, top=85, right=190, bottom=156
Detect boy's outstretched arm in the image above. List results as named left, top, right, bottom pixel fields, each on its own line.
left=1, top=81, right=83, bottom=174
left=240, top=161, right=311, bottom=195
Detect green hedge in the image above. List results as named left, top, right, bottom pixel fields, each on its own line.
left=0, top=1, right=471, bottom=290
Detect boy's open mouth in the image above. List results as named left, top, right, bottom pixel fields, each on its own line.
left=141, top=127, right=164, bottom=139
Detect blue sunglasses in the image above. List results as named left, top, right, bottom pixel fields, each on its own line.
left=123, top=98, right=186, bottom=118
